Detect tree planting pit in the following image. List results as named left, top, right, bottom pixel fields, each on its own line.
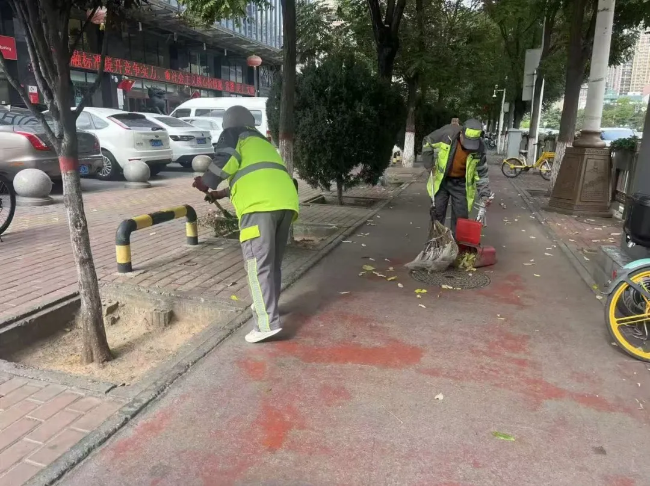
left=306, top=194, right=381, bottom=208
left=1, top=285, right=240, bottom=385
left=218, top=222, right=341, bottom=250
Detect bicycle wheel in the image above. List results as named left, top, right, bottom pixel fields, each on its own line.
left=539, top=159, right=552, bottom=181
left=501, top=158, right=523, bottom=178
left=0, top=174, right=15, bottom=236
left=605, top=268, right=650, bottom=362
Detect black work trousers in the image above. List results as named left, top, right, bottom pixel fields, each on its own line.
left=433, top=177, right=468, bottom=236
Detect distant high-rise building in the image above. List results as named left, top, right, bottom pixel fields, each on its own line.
left=630, top=31, right=650, bottom=94
left=607, top=64, right=623, bottom=94
left=620, top=58, right=634, bottom=94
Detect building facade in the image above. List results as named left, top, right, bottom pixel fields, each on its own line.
left=0, top=0, right=282, bottom=113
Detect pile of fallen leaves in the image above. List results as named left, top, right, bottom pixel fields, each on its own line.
left=198, top=208, right=239, bottom=237
left=454, top=251, right=477, bottom=271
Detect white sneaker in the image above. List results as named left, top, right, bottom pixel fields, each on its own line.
left=245, top=328, right=282, bottom=343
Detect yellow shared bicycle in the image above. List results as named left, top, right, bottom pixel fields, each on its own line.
left=501, top=150, right=554, bottom=181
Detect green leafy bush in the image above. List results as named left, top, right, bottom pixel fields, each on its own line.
left=610, top=135, right=639, bottom=153
left=268, top=54, right=405, bottom=204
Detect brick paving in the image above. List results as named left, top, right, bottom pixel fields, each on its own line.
left=0, top=375, right=123, bottom=485
left=509, top=172, right=622, bottom=278
left=0, top=174, right=323, bottom=323
left=0, top=172, right=403, bottom=486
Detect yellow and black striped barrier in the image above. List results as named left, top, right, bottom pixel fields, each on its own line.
left=116, top=205, right=198, bottom=273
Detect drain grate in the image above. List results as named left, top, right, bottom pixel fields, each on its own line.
left=409, top=269, right=491, bottom=289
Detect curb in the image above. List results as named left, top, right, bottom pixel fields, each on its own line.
left=508, top=177, right=601, bottom=300
left=25, top=181, right=412, bottom=486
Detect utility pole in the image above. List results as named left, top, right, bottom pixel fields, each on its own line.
left=493, top=84, right=506, bottom=154
left=527, top=19, right=546, bottom=165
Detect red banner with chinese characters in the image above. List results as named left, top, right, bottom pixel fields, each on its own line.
left=70, top=50, right=256, bottom=96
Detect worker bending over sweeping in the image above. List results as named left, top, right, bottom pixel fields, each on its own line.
left=192, top=106, right=299, bottom=343
left=422, top=119, right=492, bottom=235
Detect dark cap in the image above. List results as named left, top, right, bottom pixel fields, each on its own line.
left=460, top=118, right=483, bottom=151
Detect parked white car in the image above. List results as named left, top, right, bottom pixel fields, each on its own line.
left=137, top=114, right=213, bottom=168
left=171, top=97, right=269, bottom=139
left=180, top=117, right=223, bottom=149
left=75, top=107, right=173, bottom=180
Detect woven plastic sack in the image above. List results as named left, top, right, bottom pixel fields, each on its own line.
left=405, top=220, right=459, bottom=272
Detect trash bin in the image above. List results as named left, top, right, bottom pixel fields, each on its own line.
left=624, top=193, right=650, bottom=247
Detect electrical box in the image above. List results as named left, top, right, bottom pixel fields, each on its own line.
left=506, top=129, right=522, bottom=159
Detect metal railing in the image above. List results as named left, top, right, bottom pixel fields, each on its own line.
left=116, top=205, right=198, bottom=273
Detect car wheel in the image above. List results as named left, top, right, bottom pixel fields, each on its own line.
left=149, top=165, right=165, bottom=176
left=98, top=150, right=119, bottom=181
left=179, top=160, right=192, bottom=168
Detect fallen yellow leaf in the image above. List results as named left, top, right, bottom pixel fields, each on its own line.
left=419, top=304, right=426, bottom=308
left=231, top=295, right=239, bottom=301
left=362, top=265, right=375, bottom=271
left=387, top=276, right=397, bottom=281
left=415, top=289, right=427, bottom=294
left=397, top=283, right=404, bottom=288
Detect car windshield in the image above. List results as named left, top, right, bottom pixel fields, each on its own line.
left=0, top=108, right=55, bottom=129
left=154, top=116, right=195, bottom=128
left=192, top=119, right=219, bottom=130
left=601, top=129, right=634, bottom=141
left=110, top=114, right=163, bottom=130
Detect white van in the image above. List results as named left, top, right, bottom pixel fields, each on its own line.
left=170, top=97, right=270, bottom=139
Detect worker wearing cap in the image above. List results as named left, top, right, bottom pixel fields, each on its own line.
left=192, top=106, right=299, bottom=343
left=421, top=119, right=491, bottom=235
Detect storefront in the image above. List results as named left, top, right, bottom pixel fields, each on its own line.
left=69, top=50, right=256, bottom=114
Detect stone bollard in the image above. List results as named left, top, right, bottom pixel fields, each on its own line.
left=123, top=160, right=151, bottom=189
left=192, top=155, right=212, bottom=177
left=13, top=168, right=54, bottom=206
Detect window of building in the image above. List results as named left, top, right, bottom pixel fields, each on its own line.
left=128, top=27, right=145, bottom=63
left=68, top=19, right=88, bottom=52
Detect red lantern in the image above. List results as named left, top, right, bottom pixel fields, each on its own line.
left=247, top=55, right=262, bottom=68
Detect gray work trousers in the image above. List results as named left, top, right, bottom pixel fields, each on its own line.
left=239, top=210, right=294, bottom=332
left=433, top=177, right=468, bottom=236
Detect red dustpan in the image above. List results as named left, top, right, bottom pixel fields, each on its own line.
left=455, top=218, right=497, bottom=268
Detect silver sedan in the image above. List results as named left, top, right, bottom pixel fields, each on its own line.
left=0, top=107, right=102, bottom=182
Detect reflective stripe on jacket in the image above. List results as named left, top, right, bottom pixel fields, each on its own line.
left=201, top=127, right=299, bottom=219
left=421, top=124, right=490, bottom=211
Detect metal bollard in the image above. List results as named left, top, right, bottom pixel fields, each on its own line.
left=116, top=205, right=198, bottom=273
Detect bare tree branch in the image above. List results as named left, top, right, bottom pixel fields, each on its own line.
left=75, top=26, right=110, bottom=116
left=16, top=0, right=57, bottom=86
left=385, top=0, right=395, bottom=26
left=69, top=6, right=99, bottom=59
left=366, top=0, right=384, bottom=45
left=391, top=0, right=407, bottom=34
left=0, top=51, right=58, bottom=149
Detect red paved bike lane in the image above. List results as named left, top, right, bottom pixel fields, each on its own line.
left=58, top=175, right=650, bottom=486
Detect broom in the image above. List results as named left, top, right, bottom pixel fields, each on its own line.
left=405, top=191, right=459, bottom=272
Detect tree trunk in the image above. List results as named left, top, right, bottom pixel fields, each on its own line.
left=550, top=0, right=591, bottom=187
left=336, top=179, right=344, bottom=205
left=377, top=38, right=398, bottom=82
left=60, top=128, right=112, bottom=364
left=513, top=97, right=527, bottom=128
left=402, top=76, right=417, bottom=168
left=280, top=0, right=296, bottom=240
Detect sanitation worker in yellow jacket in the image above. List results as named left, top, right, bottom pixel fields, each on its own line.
left=193, top=106, right=299, bottom=343
left=421, top=118, right=492, bottom=235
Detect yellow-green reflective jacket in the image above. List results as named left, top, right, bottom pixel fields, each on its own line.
left=421, top=124, right=490, bottom=210
left=201, top=127, right=299, bottom=219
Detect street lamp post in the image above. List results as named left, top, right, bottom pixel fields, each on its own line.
left=548, top=0, right=616, bottom=217
left=493, top=85, right=506, bottom=154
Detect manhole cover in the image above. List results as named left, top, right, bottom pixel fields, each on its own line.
left=409, top=269, right=491, bottom=289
